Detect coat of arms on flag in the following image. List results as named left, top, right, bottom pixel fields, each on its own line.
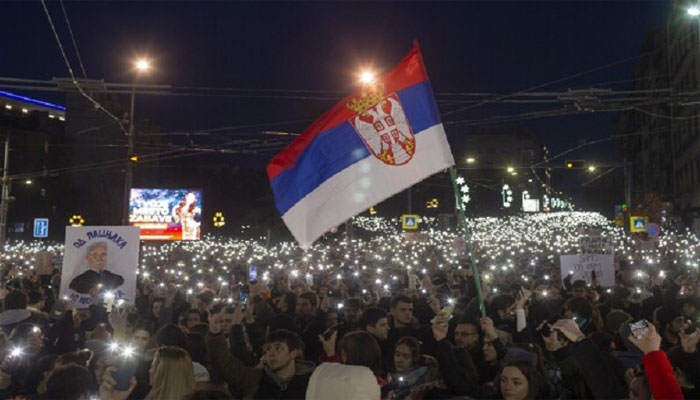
left=348, top=86, right=416, bottom=166
left=267, top=42, right=455, bottom=248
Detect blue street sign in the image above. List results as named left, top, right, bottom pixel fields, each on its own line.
left=33, top=218, right=49, bottom=238
left=646, top=223, right=660, bottom=237
left=402, top=214, right=419, bottom=230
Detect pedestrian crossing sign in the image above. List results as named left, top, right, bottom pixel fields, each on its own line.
left=402, top=214, right=419, bottom=230
left=630, top=216, right=648, bottom=233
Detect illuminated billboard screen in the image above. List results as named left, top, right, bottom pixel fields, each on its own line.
left=129, top=188, right=202, bottom=241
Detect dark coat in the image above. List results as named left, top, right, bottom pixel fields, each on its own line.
left=69, top=269, right=124, bottom=294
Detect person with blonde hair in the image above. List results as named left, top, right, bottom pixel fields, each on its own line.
left=100, top=346, right=195, bottom=400
left=145, top=346, right=195, bottom=400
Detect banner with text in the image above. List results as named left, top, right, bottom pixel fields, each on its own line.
left=560, top=254, right=615, bottom=287
left=578, top=235, right=614, bottom=255
left=60, top=226, right=140, bottom=308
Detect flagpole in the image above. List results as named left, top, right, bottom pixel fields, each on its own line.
left=449, top=166, right=486, bottom=317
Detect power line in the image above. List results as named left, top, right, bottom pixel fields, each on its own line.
left=58, top=0, right=87, bottom=78
left=439, top=42, right=674, bottom=118
left=39, top=0, right=127, bottom=136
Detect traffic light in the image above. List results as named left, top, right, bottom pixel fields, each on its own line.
left=622, top=203, right=628, bottom=213
left=565, top=160, right=585, bottom=169
left=129, top=154, right=139, bottom=163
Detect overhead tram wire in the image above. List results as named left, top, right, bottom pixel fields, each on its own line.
left=6, top=134, right=293, bottom=181
left=58, top=0, right=87, bottom=78
left=438, top=29, right=693, bottom=118
left=38, top=0, right=128, bottom=136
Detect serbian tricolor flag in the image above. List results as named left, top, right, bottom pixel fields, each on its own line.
left=267, top=42, right=454, bottom=248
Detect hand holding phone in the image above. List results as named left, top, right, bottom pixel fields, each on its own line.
left=630, top=320, right=649, bottom=340
left=112, top=355, right=138, bottom=391
left=248, top=265, right=258, bottom=283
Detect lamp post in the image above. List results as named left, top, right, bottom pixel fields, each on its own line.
left=122, top=58, right=151, bottom=225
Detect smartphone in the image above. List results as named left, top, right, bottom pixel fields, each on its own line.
left=240, top=290, right=248, bottom=305
left=113, top=355, right=138, bottom=391
left=630, top=320, right=649, bottom=340
left=248, top=265, right=258, bottom=283
left=408, top=273, right=417, bottom=290
left=323, top=326, right=338, bottom=340
left=684, top=320, right=697, bottom=335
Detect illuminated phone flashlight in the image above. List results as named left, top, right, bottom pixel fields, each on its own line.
left=159, top=283, right=165, bottom=288
left=108, top=341, right=120, bottom=353
left=32, top=326, right=40, bottom=334
left=337, top=303, right=344, bottom=310
left=103, top=291, right=115, bottom=301
left=398, top=376, right=405, bottom=383
left=187, top=288, right=193, bottom=295
left=9, top=346, right=24, bottom=359
left=659, top=270, right=665, bottom=278
left=227, top=298, right=233, bottom=304
left=122, top=345, right=135, bottom=358
left=447, top=298, right=455, bottom=305
left=383, top=284, right=389, bottom=290
left=542, top=290, right=548, bottom=297
left=544, top=275, right=550, bottom=280
left=362, top=289, right=367, bottom=294
left=421, top=289, right=427, bottom=294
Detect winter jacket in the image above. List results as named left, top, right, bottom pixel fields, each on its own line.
left=642, top=351, right=684, bottom=400
left=553, top=339, right=627, bottom=399
left=432, top=338, right=479, bottom=396
left=206, top=331, right=315, bottom=399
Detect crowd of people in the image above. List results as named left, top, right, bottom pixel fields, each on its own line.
left=0, top=211, right=697, bottom=399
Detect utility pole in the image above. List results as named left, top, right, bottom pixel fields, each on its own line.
left=623, top=160, right=633, bottom=209
left=122, top=88, right=135, bottom=225
left=407, top=187, right=412, bottom=214
left=0, top=135, right=10, bottom=248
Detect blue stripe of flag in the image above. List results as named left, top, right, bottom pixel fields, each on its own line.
left=270, top=81, right=442, bottom=215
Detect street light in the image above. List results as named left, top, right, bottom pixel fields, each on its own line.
left=507, top=166, right=515, bottom=173
left=588, top=165, right=597, bottom=172
left=123, top=56, right=153, bottom=225
left=689, top=6, right=700, bottom=16
left=24, top=179, right=32, bottom=185
left=134, top=58, right=151, bottom=73
left=466, top=157, right=476, bottom=164
left=359, top=70, right=376, bottom=85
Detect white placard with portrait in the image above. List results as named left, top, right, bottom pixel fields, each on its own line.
left=60, top=226, right=140, bottom=308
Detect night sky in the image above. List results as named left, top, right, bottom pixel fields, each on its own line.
left=0, top=1, right=672, bottom=208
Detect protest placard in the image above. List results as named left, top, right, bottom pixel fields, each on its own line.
left=578, top=235, right=614, bottom=254
left=560, top=254, right=615, bottom=287
left=60, top=226, right=140, bottom=308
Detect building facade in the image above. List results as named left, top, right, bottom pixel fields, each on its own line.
left=618, top=1, right=700, bottom=226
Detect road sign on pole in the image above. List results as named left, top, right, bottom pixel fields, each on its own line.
left=630, top=216, right=648, bottom=233
left=402, top=214, right=419, bottom=230
left=646, top=223, right=660, bottom=237
left=33, top=218, right=49, bottom=238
